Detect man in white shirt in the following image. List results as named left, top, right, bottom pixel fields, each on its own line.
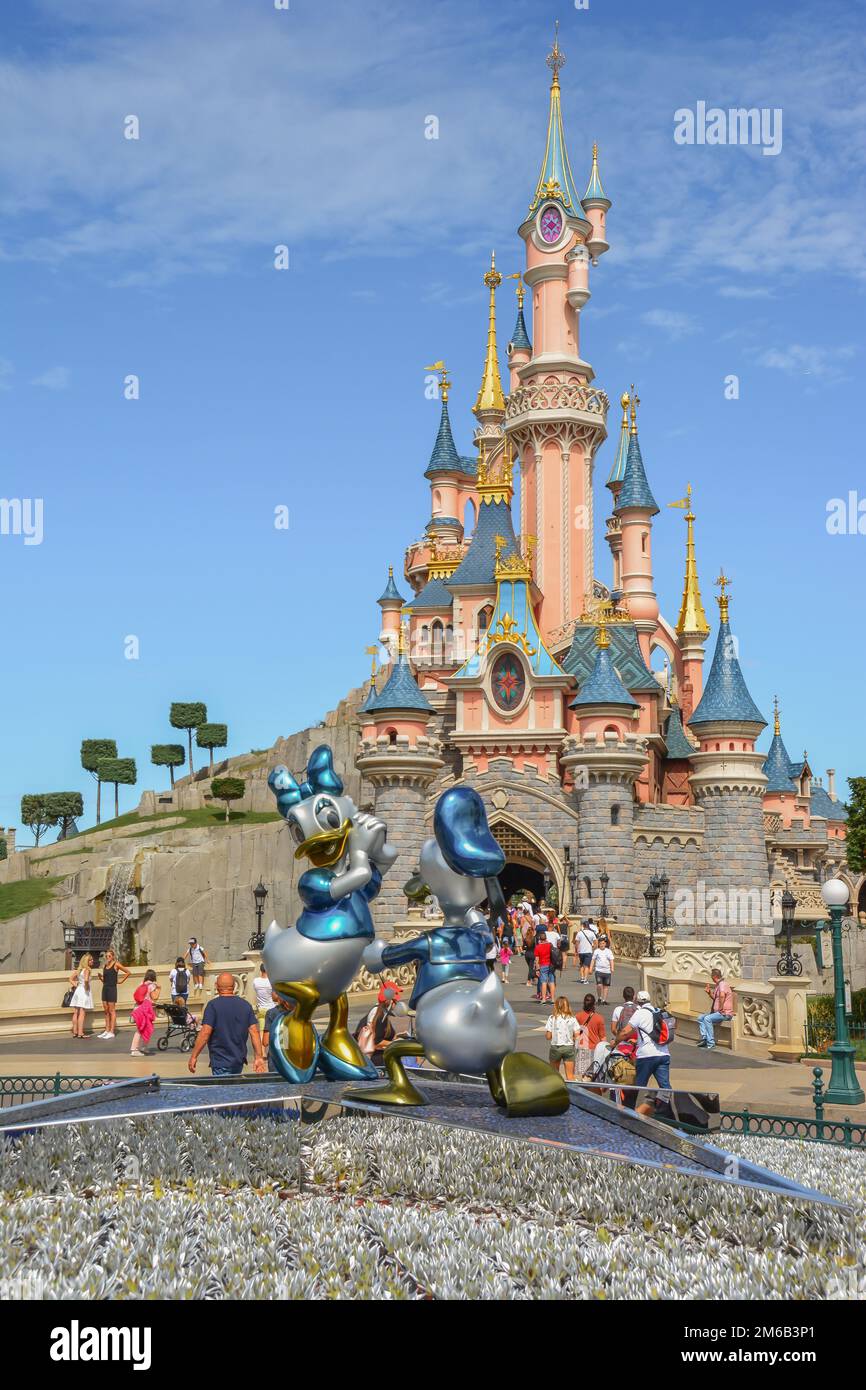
left=614, top=988, right=671, bottom=1092
left=575, top=920, right=598, bottom=983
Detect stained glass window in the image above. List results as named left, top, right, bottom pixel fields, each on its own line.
left=491, top=651, right=526, bottom=711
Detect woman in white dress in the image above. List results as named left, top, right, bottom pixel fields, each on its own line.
left=69, top=953, right=94, bottom=1038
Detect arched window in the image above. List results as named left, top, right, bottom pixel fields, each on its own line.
left=641, top=532, right=648, bottom=554
left=432, top=489, right=442, bottom=515
left=477, top=603, right=494, bottom=637
left=385, top=727, right=398, bottom=746
left=610, top=804, right=620, bottom=826
left=445, top=623, right=454, bottom=662
left=463, top=497, right=476, bottom=537
left=431, top=619, right=444, bottom=664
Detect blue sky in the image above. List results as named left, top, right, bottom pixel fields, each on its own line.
left=0, top=0, right=863, bottom=838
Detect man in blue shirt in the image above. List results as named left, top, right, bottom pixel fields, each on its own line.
left=188, top=972, right=266, bottom=1077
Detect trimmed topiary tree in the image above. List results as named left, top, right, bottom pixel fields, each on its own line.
left=196, top=723, right=228, bottom=773
left=211, top=775, right=245, bottom=823
left=45, top=792, right=85, bottom=841
left=81, top=739, right=117, bottom=825
left=20, top=795, right=57, bottom=847
left=96, top=757, right=137, bottom=820
left=170, top=703, right=207, bottom=777
left=151, top=744, right=186, bottom=789
left=847, top=776, right=866, bottom=876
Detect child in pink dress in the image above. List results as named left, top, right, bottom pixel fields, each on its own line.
left=130, top=971, right=161, bottom=1056
left=498, top=943, right=513, bottom=983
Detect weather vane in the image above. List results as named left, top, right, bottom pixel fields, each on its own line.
left=547, top=20, right=566, bottom=83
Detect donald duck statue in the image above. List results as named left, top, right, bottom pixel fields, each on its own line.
left=263, top=745, right=398, bottom=1083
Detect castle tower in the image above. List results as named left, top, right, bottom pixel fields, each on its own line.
left=582, top=142, right=611, bottom=263
left=357, top=618, right=444, bottom=934
left=761, top=697, right=799, bottom=826
left=604, top=390, right=631, bottom=591
left=561, top=617, right=647, bottom=921
left=447, top=443, right=521, bottom=655
left=423, top=364, right=470, bottom=544
left=505, top=29, right=609, bottom=646
left=473, top=252, right=507, bottom=459
left=670, top=482, right=711, bottom=720
left=506, top=276, right=532, bottom=393
left=661, top=697, right=698, bottom=805
left=687, top=574, right=773, bottom=979
left=614, top=392, right=660, bottom=665
left=376, top=567, right=405, bottom=654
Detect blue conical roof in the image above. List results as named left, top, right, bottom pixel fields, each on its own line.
left=448, top=496, right=520, bottom=587
left=615, top=431, right=658, bottom=514
left=377, top=568, right=405, bottom=606
left=509, top=305, right=531, bottom=353
left=424, top=398, right=461, bottom=477
left=411, top=574, right=454, bottom=611
left=762, top=732, right=797, bottom=792
left=570, top=645, right=639, bottom=709
left=689, top=620, right=765, bottom=728
left=664, top=705, right=697, bottom=759
left=362, top=652, right=433, bottom=715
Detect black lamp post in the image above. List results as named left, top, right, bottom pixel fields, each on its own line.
left=777, top=889, right=802, bottom=976
left=566, top=854, right=578, bottom=916
left=658, top=869, right=669, bottom=930
left=249, top=881, right=269, bottom=951
left=599, top=867, right=610, bottom=918
left=644, top=877, right=660, bottom=958
left=62, top=918, right=77, bottom=971
left=542, top=865, right=552, bottom=908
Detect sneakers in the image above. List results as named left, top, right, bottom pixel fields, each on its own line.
left=130, top=1050, right=144, bottom=1057
left=696, top=1040, right=709, bottom=1048
left=102, top=1032, right=115, bottom=1040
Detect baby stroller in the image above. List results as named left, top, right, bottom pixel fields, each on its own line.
left=588, top=1041, right=636, bottom=1088
left=156, top=1002, right=198, bottom=1052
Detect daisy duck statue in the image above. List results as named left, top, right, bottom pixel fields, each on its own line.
left=344, top=785, right=569, bottom=1117
left=263, top=745, right=398, bottom=1084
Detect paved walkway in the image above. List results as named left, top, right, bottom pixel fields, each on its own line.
left=0, top=961, right=862, bottom=1122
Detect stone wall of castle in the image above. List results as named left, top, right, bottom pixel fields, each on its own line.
left=633, top=804, right=704, bottom=934
left=693, top=787, right=776, bottom=980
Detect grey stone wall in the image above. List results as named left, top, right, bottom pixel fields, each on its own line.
left=633, top=804, right=704, bottom=935
left=576, top=781, right=640, bottom=922
left=370, top=779, right=431, bottom=936
left=694, top=788, right=775, bottom=979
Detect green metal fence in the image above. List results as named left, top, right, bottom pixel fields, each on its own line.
left=716, top=1108, right=866, bottom=1149
left=0, top=1074, right=118, bottom=1108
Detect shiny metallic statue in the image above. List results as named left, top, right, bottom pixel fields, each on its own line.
left=345, top=785, right=569, bottom=1117
left=263, top=745, right=398, bottom=1083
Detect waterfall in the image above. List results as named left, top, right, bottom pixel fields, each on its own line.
left=106, top=862, right=135, bottom=957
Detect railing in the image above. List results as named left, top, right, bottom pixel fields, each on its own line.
left=716, top=1108, right=866, bottom=1149
left=0, top=1074, right=118, bottom=1108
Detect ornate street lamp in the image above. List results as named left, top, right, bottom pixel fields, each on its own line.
left=542, top=865, right=552, bottom=907
left=249, top=881, right=269, bottom=951
left=566, top=854, right=578, bottom=916
left=818, top=879, right=864, bottom=1105
left=599, top=867, right=610, bottom=919
left=776, top=889, right=802, bottom=976
left=644, top=878, right=660, bottom=958
left=658, top=869, right=669, bottom=929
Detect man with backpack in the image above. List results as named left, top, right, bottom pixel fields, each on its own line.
left=614, top=988, right=672, bottom=1092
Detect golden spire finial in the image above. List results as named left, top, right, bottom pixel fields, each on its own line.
left=425, top=360, right=450, bottom=403
left=365, top=644, right=378, bottom=685
left=670, top=483, right=710, bottom=637
left=547, top=19, right=565, bottom=87
left=592, top=140, right=599, bottom=161
left=506, top=271, right=525, bottom=308
left=474, top=253, right=505, bottom=415
left=629, top=384, right=640, bottom=435
left=620, top=390, right=630, bottom=425
left=773, top=694, right=781, bottom=737
left=714, top=569, right=732, bottom=623
left=595, top=615, right=611, bottom=650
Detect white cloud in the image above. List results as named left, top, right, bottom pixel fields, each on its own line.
left=753, top=343, right=857, bottom=380
left=641, top=309, right=698, bottom=338
left=30, top=366, right=70, bottom=390
left=718, top=286, right=774, bottom=299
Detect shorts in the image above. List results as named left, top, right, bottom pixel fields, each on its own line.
left=548, top=1044, right=573, bottom=1064
left=538, top=965, right=555, bottom=985
left=579, top=953, right=592, bottom=966
left=191, top=962, right=205, bottom=978
left=595, top=972, right=611, bottom=986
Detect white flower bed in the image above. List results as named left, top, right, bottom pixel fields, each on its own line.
left=0, top=1114, right=860, bottom=1300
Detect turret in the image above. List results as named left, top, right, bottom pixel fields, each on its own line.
left=447, top=442, right=521, bottom=648
left=506, top=275, right=532, bottom=393
left=376, top=566, right=405, bottom=653
left=605, top=390, right=631, bottom=591
left=687, top=575, right=773, bottom=979
left=670, top=482, right=711, bottom=720
left=614, top=391, right=659, bottom=659
left=423, top=363, right=468, bottom=544
left=582, top=142, right=611, bottom=263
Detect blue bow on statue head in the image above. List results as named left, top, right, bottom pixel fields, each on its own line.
left=268, top=744, right=345, bottom=819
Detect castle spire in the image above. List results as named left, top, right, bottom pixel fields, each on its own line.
left=583, top=142, right=609, bottom=205
left=506, top=274, right=531, bottom=354
left=773, top=693, right=781, bottom=738
left=474, top=253, right=505, bottom=415
left=670, top=483, right=710, bottom=637
left=616, top=388, right=658, bottom=514
left=606, top=390, right=630, bottom=492
left=689, top=576, right=765, bottom=730
left=527, top=24, right=584, bottom=219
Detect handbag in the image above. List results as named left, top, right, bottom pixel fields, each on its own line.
left=62, top=988, right=74, bottom=1008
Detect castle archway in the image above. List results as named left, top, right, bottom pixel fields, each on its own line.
left=488, top=813, right=565, bottom=910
